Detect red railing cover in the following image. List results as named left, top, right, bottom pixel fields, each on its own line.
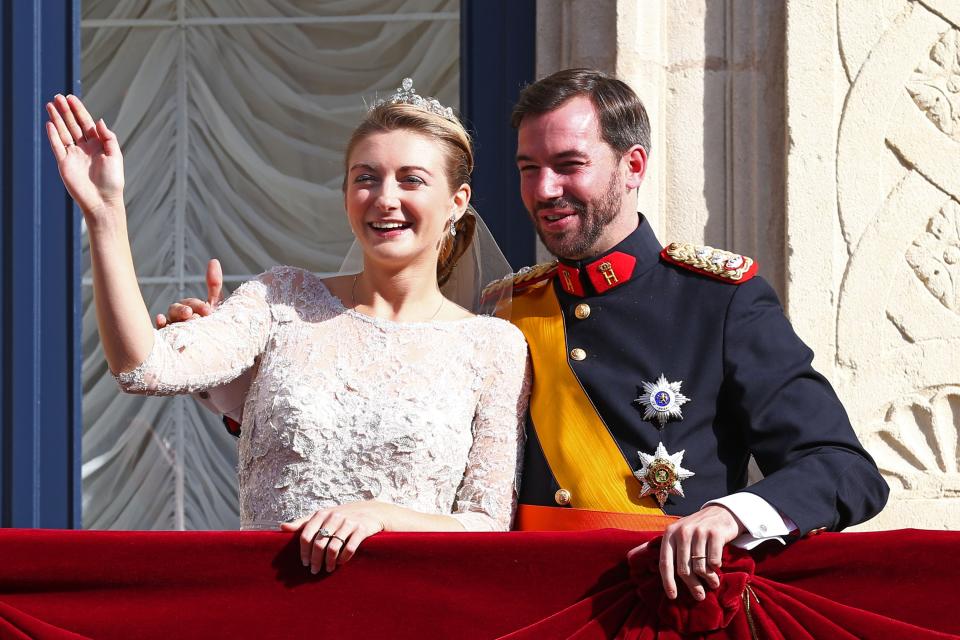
left=0, top=528, right=957, bottom=639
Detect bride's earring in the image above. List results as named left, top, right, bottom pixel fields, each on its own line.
left=449, top=212, right=457, bottom=238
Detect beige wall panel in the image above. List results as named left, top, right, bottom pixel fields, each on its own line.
left=788, top=0, right=960, bottom=530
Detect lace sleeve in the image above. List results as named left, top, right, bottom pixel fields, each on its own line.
left=114, top=269, right=281, bottom=396
left=450, top=322, right=531, bottom=532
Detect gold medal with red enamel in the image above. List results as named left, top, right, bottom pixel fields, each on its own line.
left=634, top=442, right=695, bottom=507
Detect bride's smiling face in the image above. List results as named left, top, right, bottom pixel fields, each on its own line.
left=345, top=129, right=469, bottom=269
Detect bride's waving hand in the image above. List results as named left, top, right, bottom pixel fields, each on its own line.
left=45, top=94, right=153, bottom=374
left=46, top=94, right=124, bottom=219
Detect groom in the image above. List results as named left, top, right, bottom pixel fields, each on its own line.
left=161, top=69, right=888, bottom=602
left=493, top=68, right=886, bottom=600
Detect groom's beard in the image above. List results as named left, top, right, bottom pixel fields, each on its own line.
left=530, top=169, right=622, bottom=261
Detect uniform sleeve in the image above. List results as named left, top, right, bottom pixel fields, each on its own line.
left=450, top=324, right=531, bottom=532
left=721, top=277, right=889, bottom=534
left=114, top=270, right=278, bottom=396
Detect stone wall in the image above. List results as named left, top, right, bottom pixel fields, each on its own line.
left=535, top=0, right=960, bottom=530
left=786, top=0, right=960, bottom=530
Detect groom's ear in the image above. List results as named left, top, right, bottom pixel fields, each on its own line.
left=623, top=145, right=647, bottom=190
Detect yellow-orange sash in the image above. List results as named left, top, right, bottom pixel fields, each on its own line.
left=515, top=504, right=676, bottom=532
left=508, top=282, right=663, bottom=515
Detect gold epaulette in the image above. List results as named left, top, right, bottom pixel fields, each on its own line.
left=480, top=261, right=558, bottom=304
left=660, top=242, right=758, bottom=283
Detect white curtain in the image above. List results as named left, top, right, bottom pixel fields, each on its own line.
left=80, top=0, right=460, bottom=529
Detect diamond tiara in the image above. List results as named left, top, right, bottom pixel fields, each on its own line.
left=371, top=77, right=457, bottom=122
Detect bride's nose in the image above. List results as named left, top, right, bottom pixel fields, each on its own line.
left=374, top=182, right=401, bottom=211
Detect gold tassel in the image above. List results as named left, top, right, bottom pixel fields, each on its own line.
left=742, top=584, right=761, bottom=640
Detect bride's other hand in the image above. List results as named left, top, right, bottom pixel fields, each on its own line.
left=280, top=501, right=392, bottom=574
left=45, top=94, right=124, bottom=220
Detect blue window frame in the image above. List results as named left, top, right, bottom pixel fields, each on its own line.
left=1, top=0, right=83, bottom=528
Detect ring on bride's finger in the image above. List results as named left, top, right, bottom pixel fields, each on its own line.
left=328, top=535, right=345, bottom=544
left=317, top=528, right=333, bottom=538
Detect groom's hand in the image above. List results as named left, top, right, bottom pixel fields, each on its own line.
left=628, top=505, right=744, bottom=601
left=155, top=259, right=224, bottom=328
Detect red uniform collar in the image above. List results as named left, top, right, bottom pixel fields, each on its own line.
left=556, top=251, right=638, bottom=297
left=552, top=217, right=662, bottom=297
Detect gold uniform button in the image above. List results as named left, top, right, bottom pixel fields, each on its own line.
left=570, top=348, right=586, bottom=361
left=554, top=489, right=572, bottom=505
left=574, top=303, right=591, bottom=319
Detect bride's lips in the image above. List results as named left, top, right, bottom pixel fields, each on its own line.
left=368, top=220, right=413, bottom=238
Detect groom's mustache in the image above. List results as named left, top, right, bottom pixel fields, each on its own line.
left=534, top=197, right=587, bottom=215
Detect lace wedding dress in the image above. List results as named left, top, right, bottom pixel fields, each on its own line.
left=117, top=266, right=531, bottom=531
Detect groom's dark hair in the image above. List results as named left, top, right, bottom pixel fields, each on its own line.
left=511, top=68, right=651, bottom=156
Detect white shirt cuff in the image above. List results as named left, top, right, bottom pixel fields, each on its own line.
left=705, top=492, right=797, bottom=550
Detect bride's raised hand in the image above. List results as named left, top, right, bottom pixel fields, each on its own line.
left=45, top=94, right=124, bottom=220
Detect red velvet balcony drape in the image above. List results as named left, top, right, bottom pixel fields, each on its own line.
left=0, top=528, right=957, bottom=639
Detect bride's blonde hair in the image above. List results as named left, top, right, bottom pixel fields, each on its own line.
left=343, top=103, right=477, bottom=286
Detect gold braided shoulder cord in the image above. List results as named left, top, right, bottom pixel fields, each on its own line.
left=480, top=261, right=558, bottom=302
left=665, top=243, right=753, bottom=281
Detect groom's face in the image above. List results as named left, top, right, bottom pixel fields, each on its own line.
left=516, top=96, right=626, bottom=261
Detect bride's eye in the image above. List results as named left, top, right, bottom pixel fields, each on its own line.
left=402, top=175, right=426, bottom=186
left=354, top=174, right=376, bottom=183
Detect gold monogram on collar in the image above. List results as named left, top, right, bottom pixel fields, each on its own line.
left=560, top=269, right=575, bottom=292
left=598, top=261, right=618, bottom=285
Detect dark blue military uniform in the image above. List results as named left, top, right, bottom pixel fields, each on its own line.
left=518, top=216, right=889, bottom=535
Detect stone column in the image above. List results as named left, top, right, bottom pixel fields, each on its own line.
left=786, top=0, right=960, bottom=529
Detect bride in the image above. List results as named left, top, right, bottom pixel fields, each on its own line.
left=46, top=82, right=530, bottom=575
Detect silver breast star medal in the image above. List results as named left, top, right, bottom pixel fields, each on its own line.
left=635, top=374, right=690, bottom=426
left=634, top=442, right=695, bottom=507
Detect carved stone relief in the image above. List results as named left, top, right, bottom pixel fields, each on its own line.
left=860, top=386, right=960, bottom=529
left=906, top=200, right=960, bottom=313
left=868, top=386, right=960, bottom=494
left=788, top=0, right=960, bottom=529
left=907, top=29, right=960, bottom=141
